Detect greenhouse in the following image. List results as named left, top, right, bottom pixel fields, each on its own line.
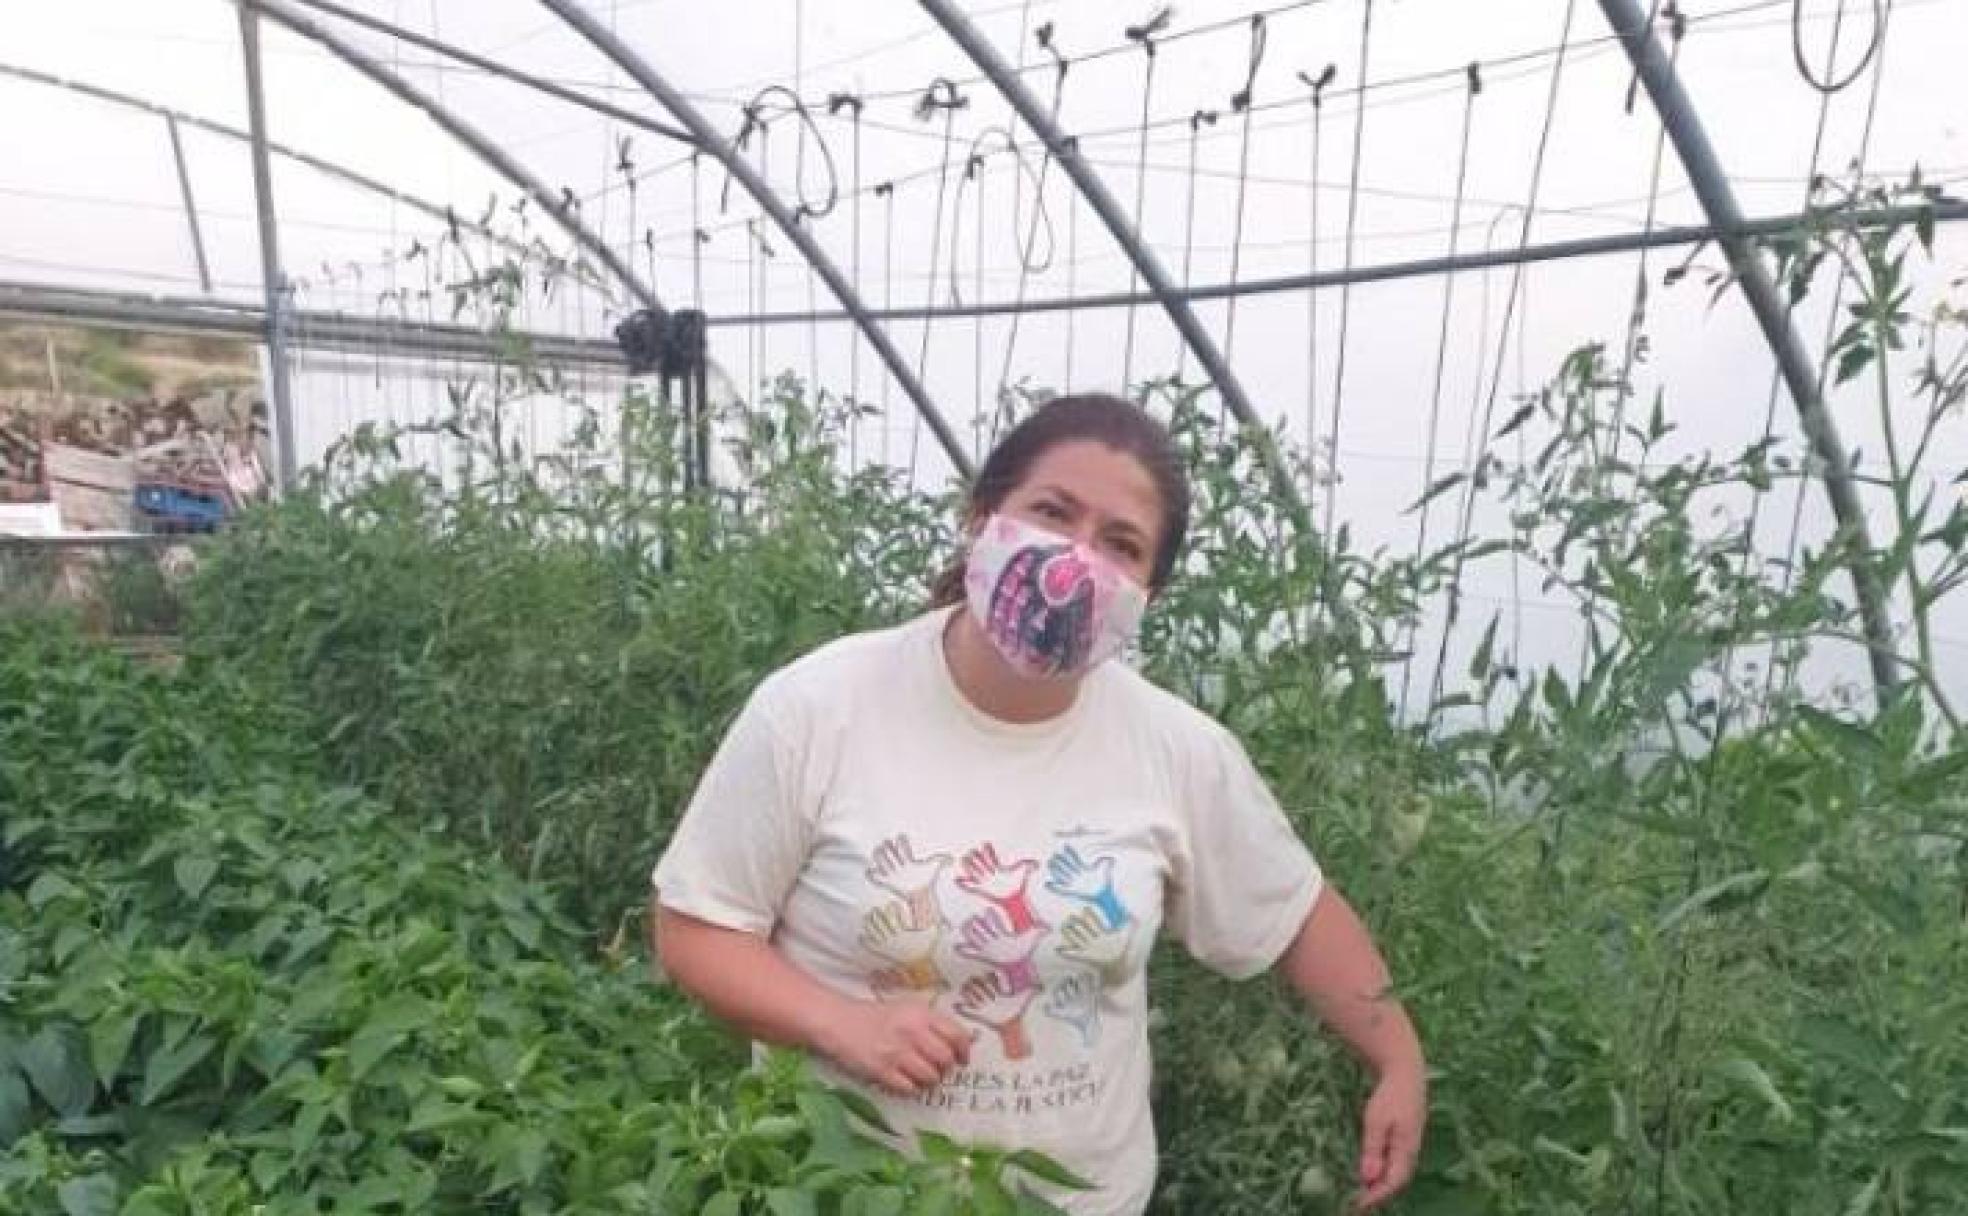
left=2, top=1, right=1964, bottom=1211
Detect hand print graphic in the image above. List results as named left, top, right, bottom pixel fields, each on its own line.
left=1057, top=905, right=1137, bottom=984
left=1045, top=845, right=1131, bottom=930
left=954, top=971, right=1037, bottom=1061
left=1042, top=968, right=1103, bottom=1048
left=860, top=899, right=945, bottom=996
left=955, top=905, right=1047, bottom=993
left=956, top=843, right=1041, bottom=931
left=865, top=834, right=951, bottom=932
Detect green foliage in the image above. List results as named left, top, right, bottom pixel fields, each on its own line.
left=6, top=187, right=1966, bottom=1212
left=180, top=377, right=949, bottom=932
left=0, top=622, right=1081, bottom=1214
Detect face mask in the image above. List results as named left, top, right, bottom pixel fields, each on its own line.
left=962, top=513, right=1149, bottom=680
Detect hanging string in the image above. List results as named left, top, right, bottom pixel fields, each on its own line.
left=1740, top=0, right=1857, bottom=717
left=618, top=133, right=637, bottom=310
left=946, top=145, right=995, bottom=460
left=1792, top=0, right=1883, bottom=94
left=720, top=85, right=841, bottom=222
left=1433, top=203, right=1519, bottom=731
left=1760, top=0, right=1895, bottom=716
left=1297, top=66, right=1334, bottom=486
left=1577, top=7, right=1683, bottom=688
left=829, top=92, right=866, bottom=472
left=1397, top=62, right=1482, bottom=725
left=1175, top=108, right=1220, bottom=384
left=908, top=78, right=970, bottom=482
left=1064, top=161, right=1080, bottom=392
left=1621, top=0, right=1667, bottom=114
left=518, top=231, right=538, bottom=474
left=417, top=253, right=441, bottom=473
left=745, top=216, right=759, bottom=401
left=690, top=153, right=705, bottom=306
left=1219, top=12, right=1269, bottom=390
left=795, top=0, right=819, bottom=415
left=1322, top=0, right=1373, bottom=535
left=1120, top=7, right=1170, bottom=398
left=1429, top=0, right=1580, bottom=720
left=976, top=155, right=986, bottom=461
left=877, top=180, right=896, bottom=467
left=757, top=125, right=773, bottom=394
left=991, top=21, right=1069, bottom=447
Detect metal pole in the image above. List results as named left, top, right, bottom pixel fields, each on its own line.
left=1599, top=0, right=1900, bottom=698
left=164, top=116, right=213, bottom=295
left=0, top=61, right=557, bottom=278
left=538, top=0, right=976, bottom=481
left=0, top=278, right=623, bottom=369
left=284, top=0, right=694, bottom=146
left=918, top=0, right=1305, bottom=518
left=238, top=6, right=298, bottom=491
left=700, top=201, right=1968, bottom=327
left=244, top=0, right=667, bottom=316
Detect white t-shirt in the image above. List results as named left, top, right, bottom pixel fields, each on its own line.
left=652, top=607, right=1324, bottom=1215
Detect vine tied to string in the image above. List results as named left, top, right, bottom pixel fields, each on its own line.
left=1125, top=6, right=1173, bottom=58
left=1297, top=63, right=1338, bottom=106
left=1232, top=13, right=1269, bottom=113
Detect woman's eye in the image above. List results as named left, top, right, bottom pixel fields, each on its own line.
left=1034, top=501, right=1068, bottom=520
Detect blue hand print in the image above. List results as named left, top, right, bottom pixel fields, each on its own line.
left=1045, top=845, right=1129, bottom=930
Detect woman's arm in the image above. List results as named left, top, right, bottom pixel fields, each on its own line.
left=652, top=901, right=973, bottom=1095
left=1277, top=885, right=1426, bottom=1211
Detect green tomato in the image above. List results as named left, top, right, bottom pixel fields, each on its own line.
left=1296, top=1164, right=1334, bottom=1199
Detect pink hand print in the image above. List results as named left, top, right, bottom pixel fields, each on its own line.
left=956, top=844, right=1040, bottom=931
left=954, top=972, right=1037, bottom=1061
left=955, top=906, right=1046, bottom=993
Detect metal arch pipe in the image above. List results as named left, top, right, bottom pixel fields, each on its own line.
left=1598, top=0, right=1900, bottom=701
left=0, top=60, right=564, bottom=277
left=242, top=0, right=667, bottom=317
left=283, top=0, right=696, bottom=148
left=535, top=0, right=976, bottom=483
left=917, top=0, right=1306, bottom=520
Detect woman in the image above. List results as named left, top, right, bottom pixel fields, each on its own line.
left=651, top=394, right=1426, bottom=1214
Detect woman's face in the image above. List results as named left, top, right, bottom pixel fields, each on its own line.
left=983, top=440, right=1163, bottom=590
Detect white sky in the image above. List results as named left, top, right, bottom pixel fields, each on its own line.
left=5, top=0, right=1967, bottom=712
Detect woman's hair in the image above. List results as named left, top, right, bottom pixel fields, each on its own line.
left=928, top=393, right=1191, bottom=608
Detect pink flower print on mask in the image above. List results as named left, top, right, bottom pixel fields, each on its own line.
left=955, top=905, right=1047, bottom=993
left=962, top=514, right=1147, bottom=680
left=954, top=971, right=1038, bottom=1061
left=956, top=843, right=1041, bottom=931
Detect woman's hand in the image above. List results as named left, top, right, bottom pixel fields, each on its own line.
left=1273, top=888, right=1429, bottom=1211
left=813, top=996, right=975, bottom=1097
left=1355, top=1063, right=1426, bottom=1211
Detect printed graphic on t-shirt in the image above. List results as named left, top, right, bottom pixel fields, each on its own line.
left=856, top=830, right=1145, bottom=1111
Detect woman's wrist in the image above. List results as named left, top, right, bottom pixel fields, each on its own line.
left=1365, top=1012, right=1426, bottom=1085
left=798, top=989, right=860, bottom=1062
